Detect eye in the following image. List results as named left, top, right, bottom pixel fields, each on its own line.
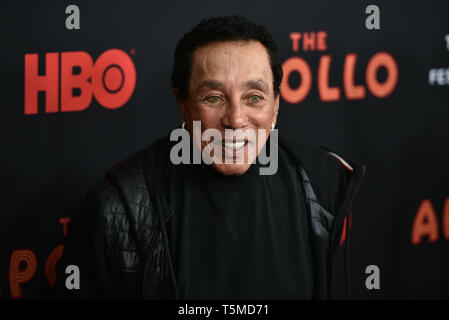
left=248, top=95, right=263, bottom=103
left=205, top=96, right=223, bottom=103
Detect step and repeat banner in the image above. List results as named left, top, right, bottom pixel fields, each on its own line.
left=1, top=0, right=448, bottom=299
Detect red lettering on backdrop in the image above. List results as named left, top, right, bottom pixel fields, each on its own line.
left=45, top=217, right=71, bottom=288
left=24, top=53, right=59, bottom=114
left=60, top=51, right=94, bottom=112
left=280, top=57, right=312, bottom=104
left=302, top=32, right=316, bottom=51
left=24, top=49, right=136, bottom=114
left=318, top=55, right=341, bottom=101
left=316, top=31, right=328, bottom=51
left=5, top=217, right=71, bottom=298
left=290, top=32, right=301, bottom=52
left=443, top=197, right=449, bottom=240
left=411, top=199, right=439, bottom=245
left=344, top=53, right=366, bottom=100
left=366, top=52, right=398, bottom=98
left=45, top=245, right=64, bottom=288
left=289, top=31, right=328, bottom=52
left=59, top=217, right=71, bottom=237
left=92, top=49, right=136, bottom=109
left=283, top=31, right=398, bottom=103
left=9, top=250, right=37, bottom=299
left=281, top=53, right=398, bottom=103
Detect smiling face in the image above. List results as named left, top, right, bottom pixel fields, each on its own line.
left=174, top=40, right=280, bottom=176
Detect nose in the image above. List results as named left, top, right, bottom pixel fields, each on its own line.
left=221, top=97, right=248, bottom=129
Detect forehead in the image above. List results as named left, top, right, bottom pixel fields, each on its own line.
left=190, top=40, right=272, bottom=84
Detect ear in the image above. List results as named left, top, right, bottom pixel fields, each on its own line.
left=272, top=94, right=280, bottom=125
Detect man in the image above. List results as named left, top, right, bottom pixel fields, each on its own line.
left=55, top=15, right=365, bottom=299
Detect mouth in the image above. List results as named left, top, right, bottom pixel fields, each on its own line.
left=221, top=139, right=249, bottom=158
left=222, top=140, right=247, bottom=150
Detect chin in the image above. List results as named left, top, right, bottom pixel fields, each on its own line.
left=211, top=162, right=252, bottom=176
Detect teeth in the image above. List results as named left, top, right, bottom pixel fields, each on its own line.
left=223, top=141, right=245, bottom=149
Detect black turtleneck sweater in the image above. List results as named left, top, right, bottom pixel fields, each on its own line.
left=163, top=146, right=314, bottom=300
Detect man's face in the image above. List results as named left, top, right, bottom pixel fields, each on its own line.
left=175, top=40, right=279, bottom=176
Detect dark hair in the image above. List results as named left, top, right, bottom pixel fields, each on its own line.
left=171, top=15, right=283, bottom=100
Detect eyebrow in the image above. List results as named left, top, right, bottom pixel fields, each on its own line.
left=197, top=79, right=269, bottom=93
left=197, top=80, right=224, bottom=92
left=243, top=79, right=269, bottom=92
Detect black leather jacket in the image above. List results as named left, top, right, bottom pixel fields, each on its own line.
left=54, top=134, right=365, bottom=299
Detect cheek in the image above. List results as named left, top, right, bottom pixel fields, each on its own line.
left=249, top=108, right=275, bottom=129
left=195, top=107, right=223, bottom=128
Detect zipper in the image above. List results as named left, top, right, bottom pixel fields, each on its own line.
left=327, top=163, right=366, bottom=299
